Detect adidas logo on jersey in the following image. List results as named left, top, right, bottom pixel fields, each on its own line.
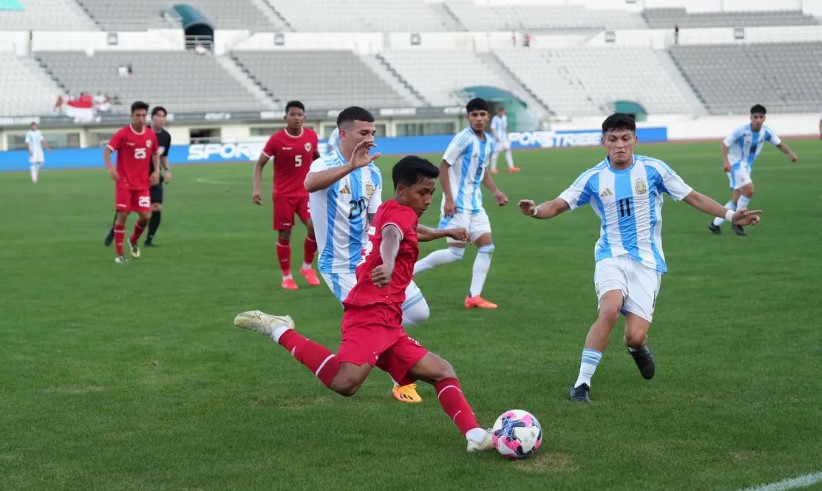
left=600, top=188, right=614, bottom=198
left=339, top=184, right=352, bottom=194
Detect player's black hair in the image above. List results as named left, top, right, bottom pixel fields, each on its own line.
left=151, top=106, right=167, bottom=117
left=131, top=101, right=149, bottom=114
left=336, top=106, right=375, bottom=127
left=466, top=97, right=489, bottom=113
left=392, top=155, right=439, bottom=190
left=285, top=100, right=305, bottom=113
left=601, top=113, right=636, bottom=134
left=750, top=104, right=767, bottom=115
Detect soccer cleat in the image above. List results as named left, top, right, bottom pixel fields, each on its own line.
left=508, top=167, right=522, bottom=173
left=299, top=268, right=321, bottom=287
left=144, top=239, right=156, bottom=247
left=128, top=240, right=141, bottom=259
left=104, top=227, right=114, bottom=247
left=489, top=168, right=499, bottom=174
left=281, top=278, right=299, bottom=290
left=233, top=310, right=295, bottom=337
left=708, top=223, right=721, bottom=235
left=465, top=295, right=498, bottom=309
left=466, top=430, right=494, bottom=453
left=569, top=383, right=591, bottom=402
left=114, top=254, right=128, bottom=264
left=628, top=346, right=656, bottom=380
left=731, top=224, right=747, bottom=236
left=392, top=383, right=423, bottom=403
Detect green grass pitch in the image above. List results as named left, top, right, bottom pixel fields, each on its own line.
left=1, top=140, right=821, bottom=490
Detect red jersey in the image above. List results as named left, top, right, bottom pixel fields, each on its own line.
left=107, top=124, right=158, bottom=190
left=344, top=200, right=419, bottom=310
left=262, top=127, right=319, bottom=197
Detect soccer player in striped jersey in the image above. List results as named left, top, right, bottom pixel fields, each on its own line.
left=305, top=106, right=468, bottom=403
left=518, top=113, right=762, bottom=402
left=489, top=106, right=519, bottom=174
left=414, top=98, right=509, bottom=309
left=25, top=122, right=51, bottom=183
left=708, top=104, right=798, bottom=236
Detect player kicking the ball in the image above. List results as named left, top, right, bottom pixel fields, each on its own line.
left=518, top=113, right=762, bottom=402
left=235, top=156, right=494, bottom=452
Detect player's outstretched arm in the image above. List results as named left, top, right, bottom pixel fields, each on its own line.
left=304, top=140, right=380, bottom=192
left=519, top=198, right=569, bottom=219
left=482, top=170, right=508, bottom=206
left=776, top=143, right=798, bottom=162
left=372, top=225, right=401, bottom=288
left=682, top=190, right=761, bottom=226
left=416, top=224, right=469, bottom=243
left=252, top=153, right=269, bottom=205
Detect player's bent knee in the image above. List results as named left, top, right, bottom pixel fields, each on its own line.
left=330, top=377, right=362, bottom=397
left=448, top=247, right=466, bottom=259
left=599, top=305, right=621, bottom=325
left=477, top=244, right=495, bottom=255
left=402, top=297, right=430, bottom=326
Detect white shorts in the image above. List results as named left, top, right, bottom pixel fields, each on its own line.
left=594, top=256, right=662, bottom=323
left=320, top=272, right=425, bottom=311
left=438, top=210, right=492, bottom=244
left=29, top=153, right=44, bottom=165
left=727, top=166, right=752, bottom=190
left=494, top=139, right=510, bottom=152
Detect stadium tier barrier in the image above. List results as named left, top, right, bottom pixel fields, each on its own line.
left=0, top=128, right=667, bottom=171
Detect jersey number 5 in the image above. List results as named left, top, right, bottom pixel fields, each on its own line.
left=295, top=155, right=302, bottom=167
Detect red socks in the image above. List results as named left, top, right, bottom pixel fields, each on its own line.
left=435, top=377, right=481, bottom=434
left=276, top=239, right=291, bottom=275
left=303, top=236, right=317, bottom=266
left=130, top=219, right=147, bottom=244
left=114, top=224, right=126, bottom=255
left=278, top=330, right=340, bottom=387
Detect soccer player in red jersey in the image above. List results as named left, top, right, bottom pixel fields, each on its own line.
left=235, top=155, right=494, bottom=452
left=253, top=100, right=322, bottom=290
left=104, top=101, right=159, bottom=264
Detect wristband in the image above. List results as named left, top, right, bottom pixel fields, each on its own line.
left=531, top=206, right=539, bottom=217
left=724, top=209, right=734, bottom=222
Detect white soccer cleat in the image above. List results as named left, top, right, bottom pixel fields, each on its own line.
left=114, top=254, right=128, bottom=264
left=233, top=310, right=295, bottom=337
left=466, top=430, right=494, bottom=453
left=128, top=240, right=141, bottom=259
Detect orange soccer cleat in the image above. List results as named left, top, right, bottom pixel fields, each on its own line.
left=464, top=295, right=498, bottom=309
left=508, top=166, right=522, bottom=173
left=299, top=268, right=321, bottom=287
left=392, top=383, right=423, bottom=403
left=489, top=168, right=499, bottom=174
left=281, top=278, right=299, bottom=290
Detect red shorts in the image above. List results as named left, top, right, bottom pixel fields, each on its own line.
left=337, top=304, right=428, bottom=386
left=273, top=195, right=310, bottom=231
left=115, top=186, right=151, bottom=213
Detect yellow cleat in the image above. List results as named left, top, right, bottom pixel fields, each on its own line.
left=392, top=383, right=423, bottom=403
left=234, top=310, right=295, bottom=337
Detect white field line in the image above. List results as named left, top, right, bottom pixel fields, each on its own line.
left=741, top=471, right=822, bottom=491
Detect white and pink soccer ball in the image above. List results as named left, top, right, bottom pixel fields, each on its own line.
left=492, top=409, right=542, bottom=459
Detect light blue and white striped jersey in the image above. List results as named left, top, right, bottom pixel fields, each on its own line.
left=25, top=129, right=44, bottom=160
left=326, top=127, right=340, bottom=155
left=723, top=123, right=781, bottom=172
left=558, top=155, right=693, bottom=273
left=490, top=114, right=507, bottom=140
left=308, top=149, right=383, bottom=274
left=442, top=128, right=496, bottom=215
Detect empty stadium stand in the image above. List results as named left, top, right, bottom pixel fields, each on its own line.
left=445, top=2, right=645, bottom=31
left=263, top=0, right=448, bottom=32
left=0, top=0, right=96, bottom=31
left=670, top=42, right=822, bottom=114
left=643, top=8, right=816, bottom=29
left=232, top=50, right=413, bottom=110
left=73, top=0, right=275, bottom=31
left=378, top=50, right=508, bottom=107
left=494, top=47, right=695, bottom=117
left=0, top=52, right=64, bottom=116
left=36, top=51, right=263, bottom=113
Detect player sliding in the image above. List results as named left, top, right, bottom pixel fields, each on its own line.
left=235, top=156, right=494, bottom=452
left=518, top=113, right=762, bottom=402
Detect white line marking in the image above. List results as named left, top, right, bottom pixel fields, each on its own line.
left=741, top=471, right=822, bottom=491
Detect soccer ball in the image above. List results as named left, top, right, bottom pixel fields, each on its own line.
left=492, top=409, right=542, bottom=459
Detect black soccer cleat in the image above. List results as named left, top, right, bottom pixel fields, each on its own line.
left=628, top=346, right=656, bottom=380
left=569, top=383, right=591, bottom=402
left=104, top=227, right=115, bottom=247
left=144, top=239, right=156, bottom=247
left=708, top=223, right=721, bottom=235
left=731, top=224, right=747, bottom=236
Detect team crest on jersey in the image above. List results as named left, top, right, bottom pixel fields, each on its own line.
left=304, top=142, right=312, bottom=152
left=146, top=140, right=152, bottom=148
left=364, top=181, right=376, bottom=198
left=634, top=178, right=648, bottom=195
